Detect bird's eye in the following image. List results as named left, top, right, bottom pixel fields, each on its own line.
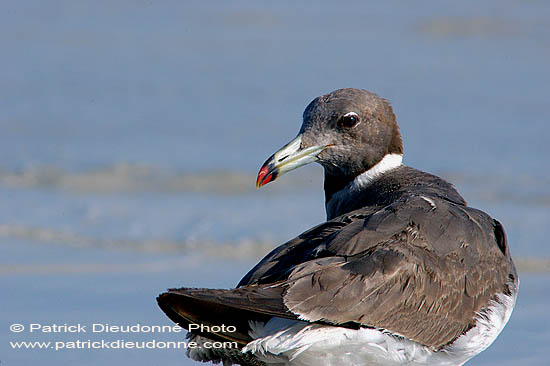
left=338, top=112, right=360, bottom=129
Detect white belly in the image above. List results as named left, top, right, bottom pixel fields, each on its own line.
left=242, top=288, right=517, bottom=366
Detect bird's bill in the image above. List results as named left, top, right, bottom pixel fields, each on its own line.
left=256, top=134, right=331, bottom=188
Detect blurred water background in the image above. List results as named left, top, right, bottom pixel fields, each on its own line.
left=1, top=1, right=549, bottom=365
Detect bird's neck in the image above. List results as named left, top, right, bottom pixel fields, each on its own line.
left=324, top=154, right=403, bottom=219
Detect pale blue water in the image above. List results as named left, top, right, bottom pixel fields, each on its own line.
left=1, top=1, right=549, bottom=365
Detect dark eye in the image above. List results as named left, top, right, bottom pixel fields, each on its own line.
left=338, top=112, right=360, bottom=129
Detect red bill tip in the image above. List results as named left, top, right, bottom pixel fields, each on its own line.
left=256, top=165, right=272, bottom=188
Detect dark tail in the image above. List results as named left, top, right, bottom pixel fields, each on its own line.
left=157, top=285, right=292, bottom=345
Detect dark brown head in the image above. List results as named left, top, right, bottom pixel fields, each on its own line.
left=257, top=88, right=403, bottom=188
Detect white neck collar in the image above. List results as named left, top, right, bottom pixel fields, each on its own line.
left=348, top=153, right=403, bottom=191
left=326, top=153, right=403, bottom=219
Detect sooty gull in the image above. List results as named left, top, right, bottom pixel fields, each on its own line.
left=157, top=88, right=518, bottom=366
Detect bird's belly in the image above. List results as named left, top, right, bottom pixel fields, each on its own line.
left=244, top=287, right=517, bottom=366
left=246, top=318, right=441, bottom=366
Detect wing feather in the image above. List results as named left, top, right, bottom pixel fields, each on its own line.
left=238, top=195, right=514, bottom=349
